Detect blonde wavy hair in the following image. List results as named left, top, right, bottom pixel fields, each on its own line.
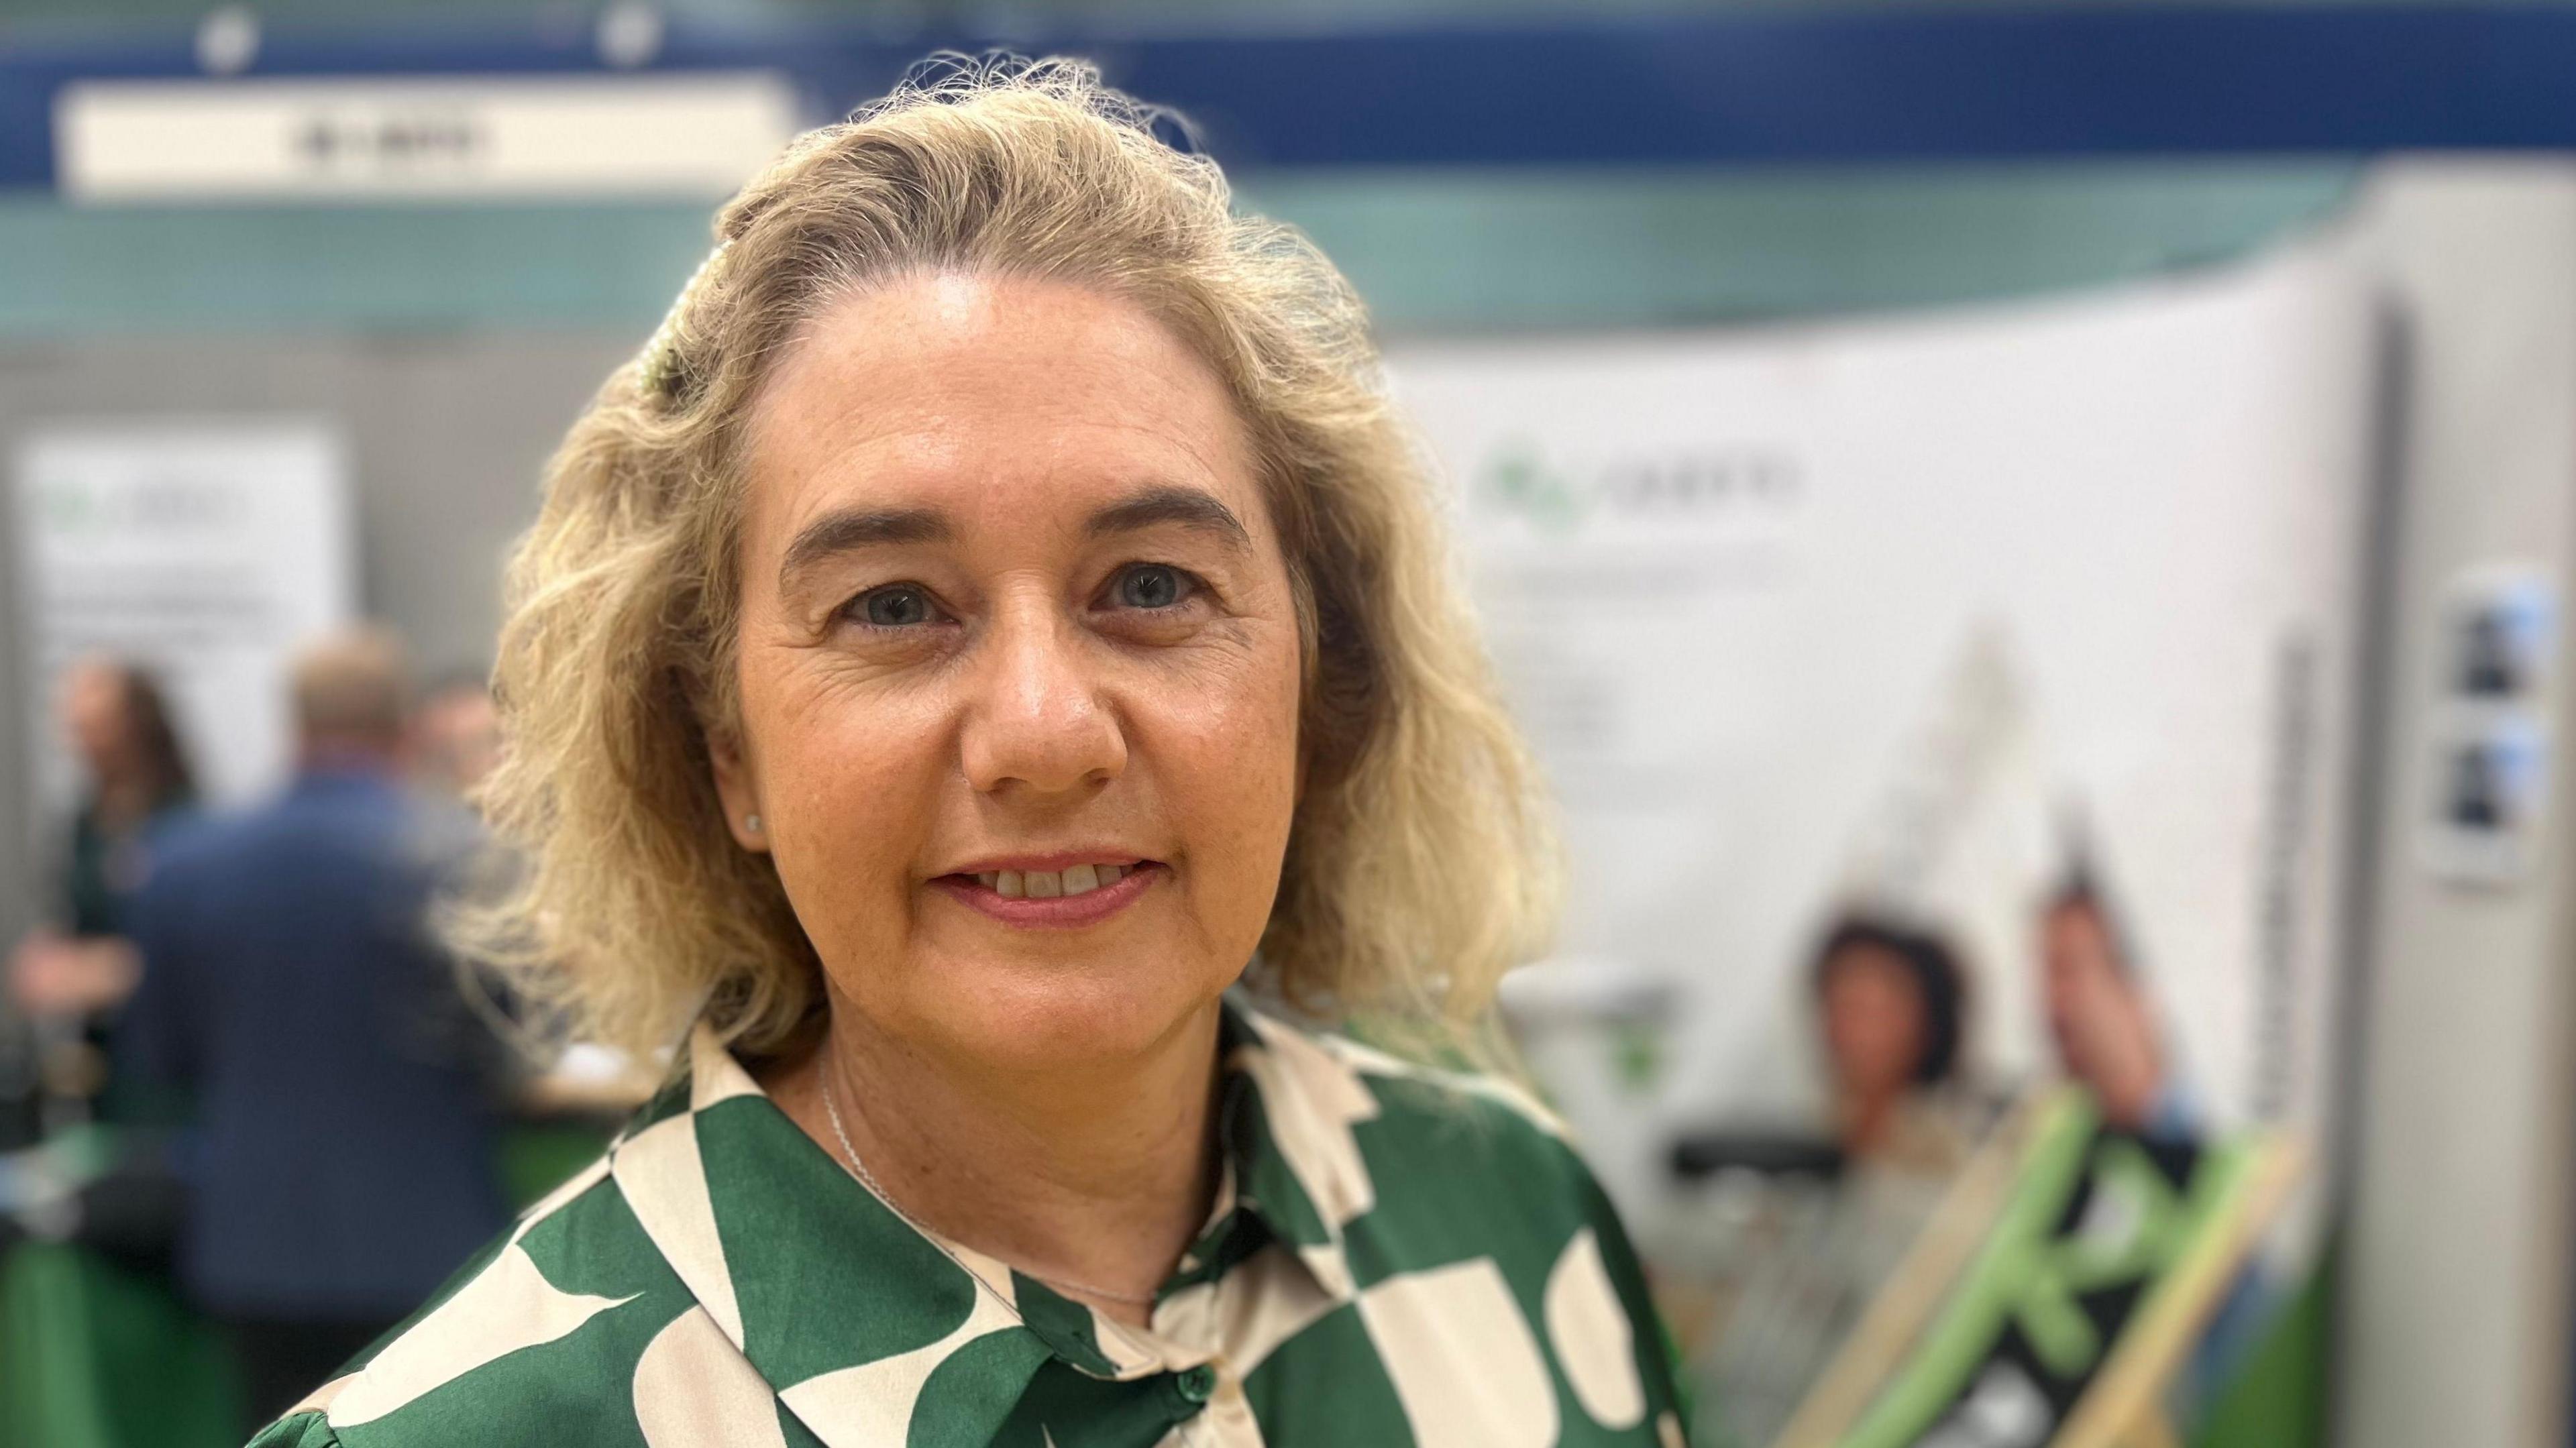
left=462, top=57, right=1558, bottom=1063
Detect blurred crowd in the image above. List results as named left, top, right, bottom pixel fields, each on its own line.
left=0, top=634, right=609, bottom=1433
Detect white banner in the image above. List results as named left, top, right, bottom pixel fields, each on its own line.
left=1399, top=243, right=2372, bottom=1141
left=55, top=72, right=801, bottom=202
left=13, top=422, right=355, bottom=809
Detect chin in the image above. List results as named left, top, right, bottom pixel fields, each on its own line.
left=905, top=950, right=1232, bottom=1074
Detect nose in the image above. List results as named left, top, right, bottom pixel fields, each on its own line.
left=958, top=597, right=1127, bottom=798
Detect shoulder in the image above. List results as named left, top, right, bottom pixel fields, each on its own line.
left=246, top=1410, right=345, bottom=1448
left=1227, top=1005, right=1689, bottom=1442
left=1227, top=1001, right=1599, bottom=1219
left=129, top=810, right=237, bottom=920
left=138, top=807, right=235, bottom=880
left=1319, top=1022, right=1570, bottom=1139
left=248, top=1155, right=700, bottom=1447
left=1232, top=1001, right=1568, bottom=1137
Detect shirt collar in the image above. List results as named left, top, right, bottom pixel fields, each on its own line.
left=606, top=994, right=1383, bottom=1448
left=1211, top=999, right=1387, bottom=1300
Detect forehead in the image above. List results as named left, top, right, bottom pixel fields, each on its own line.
left=2043, top=901, right=2106, bottom=939
left=742, top=272, right=1260, bottom=542
left=62, top=663, right=124, bottom=706
left=1825, top=945, right=1915, bottom=984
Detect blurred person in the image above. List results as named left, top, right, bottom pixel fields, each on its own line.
left=408, top=669, right=614, bottom=1115
left=7, top=659, right=199, bottom=1122
left=121, top=628, right=506, bottom=1430
left=408, top=667, right=502, bottom=802
left=1812, top=916, right=1972, bottom=1170
left=1686, top=917, right=1986, bottom=1447
left=248, top=60, right=1684, bottom=1448
left=2037, top=871, right=2176, bottom=1137
left=7, top=658, right=197, bottom=1022
left=405, top=668, right=505, bottom=883
left=2031, top=860, right=2276, bottom=1424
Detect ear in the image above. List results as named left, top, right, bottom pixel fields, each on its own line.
left=708, top=727, right=769, bottom=854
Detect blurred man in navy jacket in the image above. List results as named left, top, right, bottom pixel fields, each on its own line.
left=121, top=628, right=506, bottom=1425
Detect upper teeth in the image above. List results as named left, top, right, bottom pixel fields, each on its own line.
left=979, top=864, right=1127, bottom=899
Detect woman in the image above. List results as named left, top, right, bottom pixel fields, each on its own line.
left=251, top=60, right=1686, bottom=1448
left=7, top=657, right=197, bottom=1110
left=1810, top=917, right=1970, bottom=1171
left=1683, top=919, right=1979, bottom=1447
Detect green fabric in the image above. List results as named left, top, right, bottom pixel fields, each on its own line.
left=0, top=1242, right=241, bottom=1448
left=494, top=1122, right=615, bottom=1212
left=244, top=997, right=1690, bottom=1447
left=2192, top=1242, right=2334, bottom=1448
left=0, top=1119, right=608, bottom=1448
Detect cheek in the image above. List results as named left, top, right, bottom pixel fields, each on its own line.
left=746, top=668, right=948, bottom=921
left=1837, top=1007, right=1896, bottom=1059
left=1150, top=635, right=1305, bottom=930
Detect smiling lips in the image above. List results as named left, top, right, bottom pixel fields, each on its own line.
left=976, top=863, right=1127, bottom=899
left=936, top=857, right=1161, bottom=928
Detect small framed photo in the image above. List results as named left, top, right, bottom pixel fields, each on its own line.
left=2446, top=569, right=2555, bottom=702
left=2423, top=713, right=2550, bottom=884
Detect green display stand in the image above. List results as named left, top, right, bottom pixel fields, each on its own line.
left=0, top=1241, right=241, bottom=1448
left=2192, top=1239, right=2336, bottom=1448
left=0, top=1119, right=614, bottom=1448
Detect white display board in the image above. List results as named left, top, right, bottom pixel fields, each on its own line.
left=12, top=421, right=355, bottom=810
left=1391, top=242, right=2375, bottom=1217
left=55, top=72, right=802, bottom=203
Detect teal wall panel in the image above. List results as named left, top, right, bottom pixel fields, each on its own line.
left=0, top=162, right=2365, bottom=340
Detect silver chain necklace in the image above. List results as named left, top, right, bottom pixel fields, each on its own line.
left=818, top=1068, right=1161, bottom=1308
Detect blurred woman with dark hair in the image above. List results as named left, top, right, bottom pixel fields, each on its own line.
left=1811, top=915, right=1974, bottom=1171
left=7, top=657, right=200, bottom=1107
left=1684, top=915, right=1990, bottom=1445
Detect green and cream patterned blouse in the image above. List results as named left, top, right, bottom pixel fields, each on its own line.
left=248, top=997, right=1689, bottom=1447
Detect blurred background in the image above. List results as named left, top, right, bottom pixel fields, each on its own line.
left=0, top=3, right=2569, bottom=1446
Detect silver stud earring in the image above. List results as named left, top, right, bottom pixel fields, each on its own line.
left=744, top=814, right=763, bottom=834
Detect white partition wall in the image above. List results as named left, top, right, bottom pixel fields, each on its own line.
left=2340, top=159, right=2576, bottom=1448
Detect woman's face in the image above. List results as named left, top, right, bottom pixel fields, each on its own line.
left=1819, top=945, right=1929, bottom=1101
left=58, top=661, right=134, bottom=781
left=715, top=272, right=1305, bottom=1073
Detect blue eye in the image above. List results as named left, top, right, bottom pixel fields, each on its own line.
left=857, top=586, right=936, bottom=626
left=1115, top=564, right=1189, bottom=610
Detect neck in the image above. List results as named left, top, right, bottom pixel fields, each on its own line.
left=300, top=738, right=395, bottom=775
left=90, top=773, right=160, bottom=830
left=1835, top=1083, right=1904, bottom=1155
left=770, top=994, right=1226, bottom=1329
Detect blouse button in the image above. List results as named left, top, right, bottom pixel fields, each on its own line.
left=1175, top=1363, right=1218, bottom=1404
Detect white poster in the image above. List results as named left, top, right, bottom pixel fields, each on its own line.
left=1391, top=241, right=2376, bottom=1445
left=13, top=421, right=355, bottom=810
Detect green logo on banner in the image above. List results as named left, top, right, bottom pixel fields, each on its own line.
left=1480, top=439, right=1587, bottom=535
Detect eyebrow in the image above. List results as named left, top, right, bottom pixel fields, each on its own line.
left=776, top=485, right=1252, bottom=594
left=777, top=506, right=950, bottom=592
left=1085, top=486, right=1252, bottom=551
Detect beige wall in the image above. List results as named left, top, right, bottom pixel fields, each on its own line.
left=2340, top=159, right=2576, bottom=1448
